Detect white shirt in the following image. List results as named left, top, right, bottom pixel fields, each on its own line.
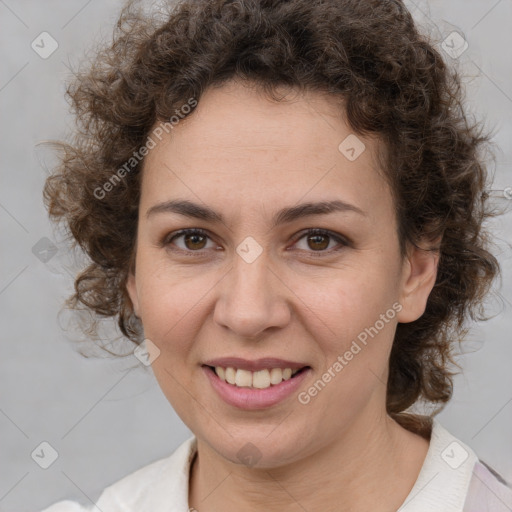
left=40, top=418, right=512, bottom=511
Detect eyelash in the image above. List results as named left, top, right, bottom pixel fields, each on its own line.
left=162, top=228, right=350, bottom=257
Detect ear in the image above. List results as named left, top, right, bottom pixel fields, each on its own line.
left=396, top=239, right=441, bottom=323
left=126, top=269, right=140, bottom=318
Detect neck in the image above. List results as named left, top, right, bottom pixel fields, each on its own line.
left=188, top=410, right=430, bottom=512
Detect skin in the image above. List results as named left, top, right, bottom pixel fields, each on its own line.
left=126, top=79, right=440, bottom=511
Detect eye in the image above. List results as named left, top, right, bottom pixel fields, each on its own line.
left=164, top=228, right=217, bottom=252
left=292, top=228, right=348, bottom=255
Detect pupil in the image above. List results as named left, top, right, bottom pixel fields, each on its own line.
left=309, top=234, right=328, bottom=250
left=186, top=233, right=206, bottom=249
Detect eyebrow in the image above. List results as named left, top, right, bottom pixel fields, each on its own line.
left=146, top=198, right=366, bottom=227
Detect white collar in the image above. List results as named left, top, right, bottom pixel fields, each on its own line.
left=398, top=418, right=477, bottom=511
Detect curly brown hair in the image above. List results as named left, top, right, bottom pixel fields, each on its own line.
left=43, top=0, right=501, bottom=427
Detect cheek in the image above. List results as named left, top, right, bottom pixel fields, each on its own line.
left=134, top=259, right=207, bottom=357
left=295, top=266, right=398, bottom=337
left=137, top=269, right=203, bottom=418
left=297, top=269, right=399, bottom=393
left=301, top=277, right=398, bottom=416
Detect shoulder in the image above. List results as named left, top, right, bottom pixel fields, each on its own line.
left=39, top=436, right=197, bottom=512
left=424, top=418, right=512, bottom=511
left=463, top=459, right=512, bottom=511
left=396, top=415, right=510, bottom=511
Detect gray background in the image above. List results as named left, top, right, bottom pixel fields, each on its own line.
left=1, top=1, right=511, bottom=510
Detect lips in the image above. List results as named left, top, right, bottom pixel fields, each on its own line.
left=202, top=363, right=312, bottom=409
left=201, top=356, right=312, bottom=409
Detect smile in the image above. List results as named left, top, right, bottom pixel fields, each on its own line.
left=202, top=364, right=311, bottom=410
left=210, top=365, right=305, bottom=389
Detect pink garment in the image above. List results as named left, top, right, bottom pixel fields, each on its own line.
left=463, top=459, right=512, bottom=511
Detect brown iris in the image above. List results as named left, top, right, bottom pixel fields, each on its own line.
left=307, top=233, right=329, bottom=251
left=184, top=232, right=208, bottom=250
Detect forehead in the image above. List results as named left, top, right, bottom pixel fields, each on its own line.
left=140, top=80, right=393, bottom=225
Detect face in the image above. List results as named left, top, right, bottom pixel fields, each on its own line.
left=126, top=80, right=438, bottom=467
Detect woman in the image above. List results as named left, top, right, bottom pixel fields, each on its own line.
left=41, top=0, right=512, bottom=510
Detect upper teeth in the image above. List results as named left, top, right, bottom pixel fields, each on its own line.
left=214, top=367, right=301, bottom=389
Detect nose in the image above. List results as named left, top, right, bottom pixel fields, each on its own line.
left=213, top=247, right=291, bottom=339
